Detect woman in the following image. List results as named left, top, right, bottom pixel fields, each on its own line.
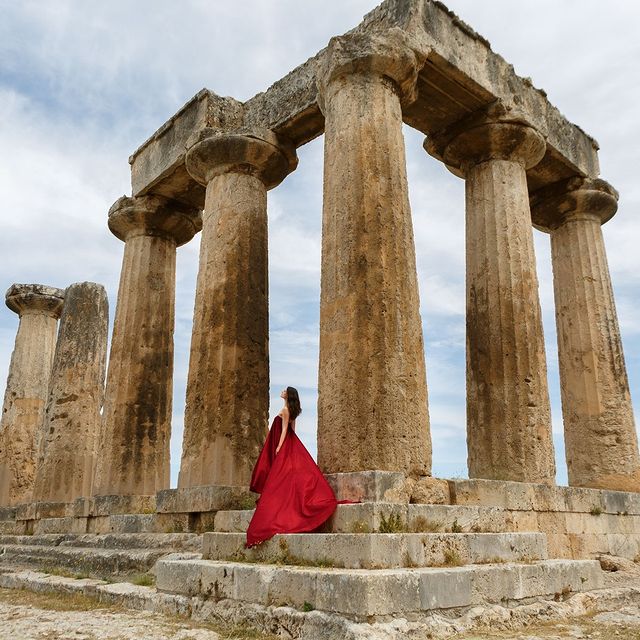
left=245, top=386, right=340, bottom=548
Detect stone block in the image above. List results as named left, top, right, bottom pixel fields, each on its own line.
left=410, top=477, right=451, bottom=504
left=202, top=531, right=547, bottom=569
left=0, top=506, right=17, bottom=521
left=199, top=562, right=235, bottom=601
left=268, top=566, right=318, bottom=608
left=15, top=502, right=36, bottom=521
left=325, top=471, right=406, bottom=503
left=156, top=485, right=254, bottom=514
left=0, top=520, right=26, bottom=534
left=72, top=497, right=94, bottom=518
left=87, top=516, right=110, bottom=534
left=546, top=533, right=573, bottom=558
left=419, top=567, right=472, bottom=609
left=448, top=479, right=536, bottom=510
left=33, top=517, right=88, bottom=535
left=93, top=495, right=156, bottom=516
left=155, top=558, right=204, bottom=596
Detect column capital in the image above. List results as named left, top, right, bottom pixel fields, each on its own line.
left=184, top=128, right=298, bottom=190
left=424, top=101, right=546, bottom=177
left=108, top=195, right=202, bottom=246
left=316, top=28, right=425, bottom=112
left=5, top=284, right=65, bottom=318
left=530, top=176, right=619, bottom=232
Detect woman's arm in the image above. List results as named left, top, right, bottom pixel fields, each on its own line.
left=276, top=408, right=289, bottom=454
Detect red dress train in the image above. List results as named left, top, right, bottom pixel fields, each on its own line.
left=245, top=415, right=339, bottom=548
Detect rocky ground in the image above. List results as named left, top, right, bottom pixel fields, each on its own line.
left=1, top=556, right=640, bottom=639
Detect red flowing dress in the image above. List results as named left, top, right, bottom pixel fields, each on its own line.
left=245, top=415, right=339, bottom=548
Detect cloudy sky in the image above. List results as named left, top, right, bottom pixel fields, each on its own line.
left=1, top=0, right=638, bottom=487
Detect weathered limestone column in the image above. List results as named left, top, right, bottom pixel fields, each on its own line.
left=93, top=195, right=201, bottom=496
left=179, top=128, right=297, bottom=487
left=426, top=103, right=556, bottom=484
left=0, top=284, right=64, bottom=506
left=315, top=30, right=431, bottom=476
left=32, top=282, right=108, bottom=503
left=531, top=177, right=640, bottom=491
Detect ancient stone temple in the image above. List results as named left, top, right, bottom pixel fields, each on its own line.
left=0, top=1, right=638, bottom=635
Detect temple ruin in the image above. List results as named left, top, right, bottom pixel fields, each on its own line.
left=0, top=0, right=638, bottom=633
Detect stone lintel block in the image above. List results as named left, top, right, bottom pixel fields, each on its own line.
left=93, top=495, right=156, bottom=517
left=325, top=471, right=407, bottom=503
left=130, top=90, right=244, bottom=202
left=0, top=506, right=17, bottom=521
left=156, top=557, right=602, bottom=617
left=202, top=531, right=546, bottom=569
left=156, top=485, right=254, bottom=514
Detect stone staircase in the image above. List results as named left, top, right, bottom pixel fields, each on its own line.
left=0, top=533, right=200, bottom=578
left=152, top=498, right=604, bottom=620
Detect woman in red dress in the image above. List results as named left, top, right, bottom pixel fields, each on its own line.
left=245, top=386, right=339, bottom=548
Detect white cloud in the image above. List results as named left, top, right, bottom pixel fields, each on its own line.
left=0, top=0, right=638, bottom=489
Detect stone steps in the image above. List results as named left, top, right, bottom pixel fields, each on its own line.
left=0, top=543, right=191, bottom=577
left=155, top=555, right=603, bottom=618
left=213, top=502, right=534, bottom=534
left=202, top=531, right=547, bottom=569
left=0, top=533, right=201, bottom=551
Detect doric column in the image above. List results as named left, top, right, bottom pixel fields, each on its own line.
left=33, top=282, right=108, bottom=503
left=0, top=284, right=64, bottom=506
left=426, top=103, right=556, bottom=484
left=315, top=30, right=431, bottom=476
left=179, top=128, right=297, bottom=487
left=93, top=195, right=201, bottom=496
left=531, top=177, right=640, bottom=491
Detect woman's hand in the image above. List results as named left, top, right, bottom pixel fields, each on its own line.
left=275, top=445, right=281, bottom=455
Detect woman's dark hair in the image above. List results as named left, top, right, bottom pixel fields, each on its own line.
left=286, top=386, right=302, bottom=420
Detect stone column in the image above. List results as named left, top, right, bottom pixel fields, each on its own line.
left=93, top=195, right=201, bottom=497
left=426, top=103, right=556, bottom=484
left=32, top=282, right=108, bottom=503
left=315, top=30, right=431, bottom=476
left=0, top=284, right=64, bottom=506
left=531, top=177, right=640, bottom=491
left=179, top=128, right=297, bottom=487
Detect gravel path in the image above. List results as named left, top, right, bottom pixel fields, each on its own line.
left=0, top=588, right=232, bottom=640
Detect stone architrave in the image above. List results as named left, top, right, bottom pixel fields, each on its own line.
left=531, top=177, right=640, bottom=491
left=32, top=282, right=108, bottom=503
left=315, top=29, right=432, bottom=476
left=426, top=103, right=556, bottom=484
left=179, top=128, right=297, bottom=488
left=93, top=196, right=201, bottom=497
left=0, top=284, right=64, bottom=506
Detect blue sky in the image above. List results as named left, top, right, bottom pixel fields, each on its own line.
left=1, top=0, right=638, bottom=487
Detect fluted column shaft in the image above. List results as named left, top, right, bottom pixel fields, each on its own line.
left=532, top=178, right=640, bottom=491
left=426, top=106, right=555, bottom=483
left=93, top=196, right=201, bottom=496
left=0, top=284, right=64, bottom=506
left=316, top=31, right=431, bottom=476
left=179, top=129, right=297, bottom=487
left=33, top=282, right=108, bottom=502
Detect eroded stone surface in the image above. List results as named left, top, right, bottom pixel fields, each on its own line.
left=32, top=282, right=108, bottom=503
left=0, top=284, right=64, bottom=507
left=179, top=133, right=296, bottom=487
left=531, top=178, right=640, bottom=492
left=316, top=30, right=431, bottom=476
left=94, top=196, right=201, bottom=497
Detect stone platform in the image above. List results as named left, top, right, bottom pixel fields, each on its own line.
left=1, top=472, right=637, bottom=626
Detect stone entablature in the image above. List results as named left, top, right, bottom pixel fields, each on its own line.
left=128, top=0, right=599, bottom=210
